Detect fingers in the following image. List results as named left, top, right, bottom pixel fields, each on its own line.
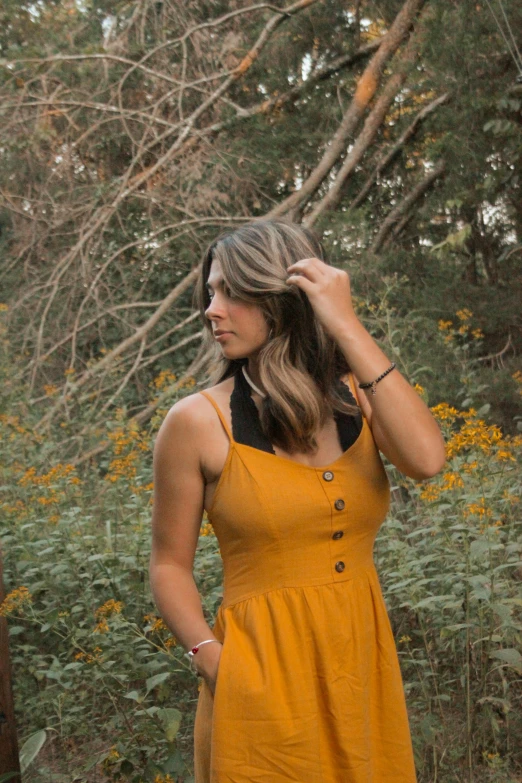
left=287, top=257, right=326, bottom=280
left=286, top=257, right=325, bottom=291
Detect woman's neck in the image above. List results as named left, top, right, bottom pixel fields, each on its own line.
left=244, top=359, right=265, bottom=398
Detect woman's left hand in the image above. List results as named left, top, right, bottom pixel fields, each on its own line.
left=286, top=257, right=358, bottom=340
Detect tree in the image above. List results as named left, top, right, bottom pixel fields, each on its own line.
left=0, top=0, right=520, bottom=455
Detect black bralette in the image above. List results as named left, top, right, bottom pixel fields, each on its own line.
left=230, top=369, right=363, bottom=455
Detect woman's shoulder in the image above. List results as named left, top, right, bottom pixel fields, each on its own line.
left=158, top=376, right=235, bottom=435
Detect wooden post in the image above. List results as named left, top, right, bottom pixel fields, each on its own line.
left=0, top=545, right=21, bottom=782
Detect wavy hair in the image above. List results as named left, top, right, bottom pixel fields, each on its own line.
left=192, top=218, right=360, bottom=454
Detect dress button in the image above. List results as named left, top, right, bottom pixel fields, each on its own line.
left=323, top=470, right=334, bottom=481
left=335, top=561, right=345, bottom=573
left=334, top=499, right=345, bottom=511
left=332, top=530, right=344, bottom=540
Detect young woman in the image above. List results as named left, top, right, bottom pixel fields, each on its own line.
left=149, top=218, right=446, bottom=783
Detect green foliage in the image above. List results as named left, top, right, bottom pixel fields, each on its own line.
left=2, top=292, right=521, bottom=781
left=1, top=0, right=521, bottom=779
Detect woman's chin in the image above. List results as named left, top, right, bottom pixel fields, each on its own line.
left=219, top=343, right=259, bottom=361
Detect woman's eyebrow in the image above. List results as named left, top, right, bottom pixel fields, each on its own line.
left=206, top=278, right=223, bottom=291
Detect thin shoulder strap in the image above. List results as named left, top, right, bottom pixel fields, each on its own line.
left=346, top=371, right=358, bottom=400
left=199, top=390, right=234, bottom=442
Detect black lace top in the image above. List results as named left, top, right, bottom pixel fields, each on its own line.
left=230, top=369, right=363, bottom=455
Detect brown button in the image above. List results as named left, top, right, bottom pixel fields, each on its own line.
left=332, top=530, right=344, bottom=540
left=334, top=499, right=345, bottom=511
left=335, top=561, right=345, bottom=573
left=323, top=470, right=334, bottom=481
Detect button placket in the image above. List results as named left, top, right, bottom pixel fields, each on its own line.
left=320, top=470, right=347, bottom=574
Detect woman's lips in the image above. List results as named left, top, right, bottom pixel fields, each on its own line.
left=215, top=332, right=233, bottom=342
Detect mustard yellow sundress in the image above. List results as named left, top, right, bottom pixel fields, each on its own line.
left=193, top=371, right=417, bottom=783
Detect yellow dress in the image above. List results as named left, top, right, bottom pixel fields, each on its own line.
left=194, top=374, right=417, bottom=782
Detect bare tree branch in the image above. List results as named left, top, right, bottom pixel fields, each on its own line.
left=371, top=159, right=446, bottom=253
left=265, top=0, right=426, bottom=220
left=350, top=91, right=450, bottom=209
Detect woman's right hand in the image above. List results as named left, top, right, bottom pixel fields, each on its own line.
left=195, top=641, right=223, bottom=697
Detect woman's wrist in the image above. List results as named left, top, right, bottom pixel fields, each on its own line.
left=193, top=640, right=223, bottom=678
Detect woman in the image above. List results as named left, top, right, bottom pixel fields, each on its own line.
left=149, top=218, right=446, bottom=783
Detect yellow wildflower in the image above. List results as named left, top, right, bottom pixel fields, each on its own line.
left=456, top=308, right=473, bottom=321
left=200, top=521, right=214, bottom=537
left=153, top=370, right=177, bottom=389
left=102, top=746, right=120, bottom=769
left=464, top=499, right=492, bottom=518
left=419, top=483, right=440, bottom=502
left=495, top=448, right=515, bottom=462
left=95, top=599, right=123, bottom=618
left=446, top=419, right=503, bottom=458
left=143, top=614, right=168, bottom=634
left=0, top=586, right=32, bottom=616
left=441, top=472, right=464, bottom=491
left=94, top=618, right=109, bottom=634
left=430, top=403, right=460, bottom=421
left=75, top=646, right=103, bottom=664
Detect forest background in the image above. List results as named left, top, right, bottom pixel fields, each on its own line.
left=0, top=0, right=521, bottom=781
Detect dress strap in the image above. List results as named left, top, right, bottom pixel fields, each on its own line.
left=199, top=390, right=234, bottom=443
left=345, top=371, right=358, bottom=400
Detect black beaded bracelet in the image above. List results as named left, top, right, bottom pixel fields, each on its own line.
left=358, top=362, right=396, bottom=395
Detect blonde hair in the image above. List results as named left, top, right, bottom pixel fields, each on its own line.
left=192, top=218, right=360, bottom=454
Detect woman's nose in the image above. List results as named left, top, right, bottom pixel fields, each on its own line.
left=205, top=296, right=226, bottom=320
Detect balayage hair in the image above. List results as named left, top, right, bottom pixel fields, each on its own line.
left=192, top=218, right=360, bottom=454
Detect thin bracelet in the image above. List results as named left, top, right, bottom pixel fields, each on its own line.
left=358, top=362, right=396, bottom=395
left=186, top=638, right=221, bottom=673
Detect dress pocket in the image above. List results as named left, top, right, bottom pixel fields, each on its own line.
left=212, top=634, right=227, bottom=703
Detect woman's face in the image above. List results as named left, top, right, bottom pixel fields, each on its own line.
left=204, top=258, right=270, bottom=360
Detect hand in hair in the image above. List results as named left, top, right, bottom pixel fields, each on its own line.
left=285, top=257, right=358, bottom=341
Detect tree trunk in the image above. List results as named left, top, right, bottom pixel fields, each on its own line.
left=0, top=547, right=21, bottom=783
